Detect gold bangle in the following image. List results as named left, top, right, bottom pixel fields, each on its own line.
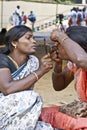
left=31, top=72, right=39, bottom=81
left=62, top=36, right=68, bottom=45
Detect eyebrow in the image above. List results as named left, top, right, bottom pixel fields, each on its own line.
left=25, top=33, right=33, bottom=37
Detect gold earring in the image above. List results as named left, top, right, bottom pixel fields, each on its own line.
left=14, top=45, right=16, bottom=49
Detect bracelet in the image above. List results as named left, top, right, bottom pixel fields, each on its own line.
left=31, top=71, right=39, bottom=81
left=62, top=36, right=68, bottom=45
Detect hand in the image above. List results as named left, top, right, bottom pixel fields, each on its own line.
left=50, top=28, right=61, bottom=42
left=40, top=54, right=53, bottom=74
left=48, top=46, right=62, bottom=63
left=50, top=28, right=67, bottom=42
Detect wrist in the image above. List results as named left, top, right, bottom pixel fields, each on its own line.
left=56, top=33, right=69, bottom=45
left=53, top=71, right=61, bottom=76
left=36, top=69, right=46, bottom=77
left=54, top=62, right=62, bottom=73
left=62, top=36, right=69, bottom=45
left=31, top=71, right=39, bottom=81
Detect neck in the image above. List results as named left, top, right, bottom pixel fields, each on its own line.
left=8, top=52, right=28, bottom=67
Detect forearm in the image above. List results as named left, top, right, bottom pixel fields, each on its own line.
left=52, top=62, right=74, bottom=91
left=56, top=34, right=87, bottom=69
left=52, top=72, right=65, bottom=91
left=51, top=29, right=87, bottom=69
left=52, top=61, right=65, bottom=91
left=3, top=69, right=45, bottom=95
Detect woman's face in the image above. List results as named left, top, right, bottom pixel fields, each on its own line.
left=16, top=31, right=36, bottom=55
left=55, top=41, right=69, bottom=60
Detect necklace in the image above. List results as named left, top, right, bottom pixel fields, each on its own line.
left=7, top=55, right=19, bottom=69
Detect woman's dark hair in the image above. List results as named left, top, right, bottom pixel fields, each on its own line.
left=66, top=26, right=87, bottom=52
left=0, top=25, right=32, bottom=54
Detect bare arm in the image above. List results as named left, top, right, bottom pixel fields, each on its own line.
left=0, top=55, right=53, bottom=95
left=52, top=61, right=74, bottom=91
left=50, top=29, right=87, bottom=69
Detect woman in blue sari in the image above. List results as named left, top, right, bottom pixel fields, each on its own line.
left=0, top=25, right=55, bottom=130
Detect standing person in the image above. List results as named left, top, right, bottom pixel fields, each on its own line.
left=40, top=26, right=87, bottom=129
left=9, top=12, right=20, bottom=26
left=20, top=11, right=27, bottom=25
left=9, top=13, right=14, bottom=26
left=68, top=7, right=77, bottom=26
left=0, top=25, right=55, bottom=129
left=15, top=5, right=20, bottom=15
left=28, top=11, right=36, bottom=31
left=14, top=5, right=21, bottom=25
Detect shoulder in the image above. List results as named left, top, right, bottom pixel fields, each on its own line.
left=0, top=53, right=8, bottom=60
left=0, top=54, right=17, bottom=73
left=0, top=54, right=10, bottom=68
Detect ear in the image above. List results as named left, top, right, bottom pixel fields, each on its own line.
left=11, top=41, right=17, bottom=49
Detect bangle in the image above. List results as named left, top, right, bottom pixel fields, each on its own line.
left=62, top=36, right=68, bottom=45
left=31, top=71, right=39, bottom=81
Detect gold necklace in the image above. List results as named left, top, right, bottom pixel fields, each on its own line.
left=7, top=55, right=19, bottom=69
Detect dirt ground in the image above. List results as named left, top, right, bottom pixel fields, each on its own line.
left=35, top=70, right=78, bottom=107
left=34, top=44, right=78, bottom=107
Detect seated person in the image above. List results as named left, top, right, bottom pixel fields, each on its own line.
left=40, top=26, right=87, bottom=129
left=0, top=25, right=55, bottom=130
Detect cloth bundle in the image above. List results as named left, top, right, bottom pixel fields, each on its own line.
left=59, top=100, right=87, bottom=118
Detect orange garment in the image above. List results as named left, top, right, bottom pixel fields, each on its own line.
left=40, top=106, right=87, bottom=130
left=40, top=62, right=87, bottom=129
left=74, top=68, right=87, bottom=102
left=67, top=62, right=87, bottom=102
left=68, top=18, right=73, bottom=26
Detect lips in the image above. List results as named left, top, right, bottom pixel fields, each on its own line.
left=31, top=45, right=37, bottom=49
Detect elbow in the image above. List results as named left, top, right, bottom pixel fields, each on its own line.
left=53, top=84, right=64, bottom=91
left=52, top=78, right=65, bottom=91
left=76, top=57, right=87, bottom=69
left=53, top=87, right=60, bottom=91
left=53, top=85, right=59, bottom=91
left=1, top=84, right=12, bottom=96
left=2, top=89, right=11, bottom=96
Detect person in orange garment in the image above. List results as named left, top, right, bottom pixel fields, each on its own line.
left=40, top=26, right=87, bottom=130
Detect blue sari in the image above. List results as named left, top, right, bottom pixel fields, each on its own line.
left=0, top=55, right=54, bottom=130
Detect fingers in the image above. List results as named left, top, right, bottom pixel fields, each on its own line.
left=43, top=62, right=53, bottom=68
left=41, top=55, right=53, bottom=69
left=43, top=53, right=51, bottom=59
left=42, top=52, right=62, bottom=64
left=50, top=28, right=62, bottom=42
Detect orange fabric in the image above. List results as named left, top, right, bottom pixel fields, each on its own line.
left=74, top=68, right=87, bottom=102
left=40, top=65, right=87, bottom=129
left=85, top=18, right=87, bottom=26
left=68, top=18, right=72, bottom=26
left=40, top=106, right=87, bottom=130
left=67, top=62, right=87, bottom=102
left=77, top=19, right=81, bottom=26
left=40, top=67, right=87, bottom=129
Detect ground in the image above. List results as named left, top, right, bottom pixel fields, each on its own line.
left=35, top=70, right=78, bottom=107
left=34, top=45, right=78, bottom=107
